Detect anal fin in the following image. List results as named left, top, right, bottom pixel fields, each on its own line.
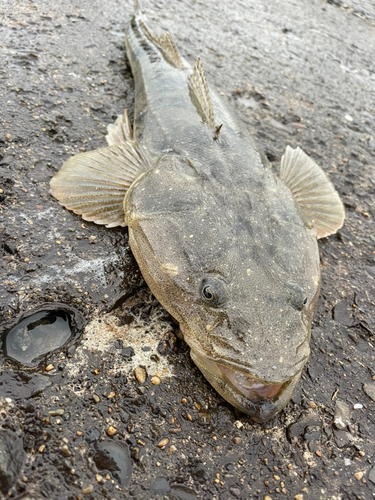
left=280, top=146, right=345, bottom=239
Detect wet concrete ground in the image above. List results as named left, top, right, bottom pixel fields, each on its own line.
left=1, top=0, right=375, bottom=499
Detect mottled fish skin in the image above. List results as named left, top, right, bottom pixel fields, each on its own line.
left=50, top=9, right=345, bottom=423
left=124, top=15, right=319, bottom=422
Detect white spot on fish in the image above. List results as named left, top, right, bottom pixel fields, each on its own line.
left=161, top=263, right=179, bottom=276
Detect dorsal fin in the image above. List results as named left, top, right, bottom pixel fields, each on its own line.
left=280, top=146, right=345, bottom=239
left=188, top=57, right=216, bottom=129
left=156, top=31, right=183, bottom=68
left=139, top=20, right=183, bottom=68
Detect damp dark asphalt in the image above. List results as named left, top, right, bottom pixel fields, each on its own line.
left=1, top=0, right=375, bottom=499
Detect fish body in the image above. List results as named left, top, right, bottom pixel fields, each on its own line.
left=50, top=10, right=344, bottom=422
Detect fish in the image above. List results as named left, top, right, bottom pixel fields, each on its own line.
left=50, top=6, right=345, bottom=423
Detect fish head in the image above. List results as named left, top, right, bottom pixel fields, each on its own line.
left=125, top=155, right=321, bottom=422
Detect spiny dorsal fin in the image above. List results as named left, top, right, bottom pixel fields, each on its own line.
left=188, top=57, right=216, bottom=129
left=50, top=142, right=152, bottom=228
left=139, top=20, right=183, bottom=68
left=106, top=109, right=133, bottom=146
left=280, top=146, right=345, bottom=239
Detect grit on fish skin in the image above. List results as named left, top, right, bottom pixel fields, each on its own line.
left=50, top=4, right=344, bottom=422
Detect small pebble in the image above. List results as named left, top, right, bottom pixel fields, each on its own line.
left=363, top=383, right=375, bottom=402
left=49, top=409, right=64, bottom=416
left=61, top=445, right=70, bottom=456
left=157, top=438, right=169, bottom=448
left=169, top=445, right=177, bottom=453
left=39, top=445, right=45, bottom=453
left=45, top=364, right=54, bottom=372
left=315, top=450, right=322, bottom=457
left=96, top=474, right=103, bottom=483
left=229, top=486, right=241, bottom=497
left=295, top=495, right=303, bottom=500
left=93, top=394, right=100, bottom=404
left=134, top=366, right=147, bottom=384
left=273, top=475, right=280, bottom=481
left=264, top=496, right=273, bottom=500
left=151, top=376, right=161, bottom=385
left=354, top=471, right=363, bottom=480
left=334, top=400, right=350, bottom=429
left=107, top=426, right=117, bottom=436
left=232, top=437, right=241, bottom=444
left=82, top=484, right=94, bottom=494
left=353, top=403, right=363, bottom=409
left=77, top=431, right=83, bottom=436
left=107, top=391, right=115, bottom=399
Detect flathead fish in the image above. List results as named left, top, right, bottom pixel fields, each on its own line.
left=50, top=7, right=344, bottom=422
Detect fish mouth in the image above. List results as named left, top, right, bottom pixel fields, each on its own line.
left=218, top=364, right=287, bottom=401
left=190, top=351, right=302, bottom=423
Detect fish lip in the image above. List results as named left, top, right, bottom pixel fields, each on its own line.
left=190, top=349, right=303, bottom=423
left=189, top=343, right=308, bottom=383
left=218, top=363, right=288, bottom=401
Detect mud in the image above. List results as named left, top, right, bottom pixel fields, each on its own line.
left=0, top=0, right=375, bottom=499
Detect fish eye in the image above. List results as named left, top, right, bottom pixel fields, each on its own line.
left=200, top=277, right=227, bottom=307
left=202, top=285, right=214, bottom=300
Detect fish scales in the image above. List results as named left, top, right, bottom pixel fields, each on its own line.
left=50, top=6, right=345, bottom=422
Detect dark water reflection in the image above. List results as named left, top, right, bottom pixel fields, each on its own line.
left=5, top=310, right=72, bottom=367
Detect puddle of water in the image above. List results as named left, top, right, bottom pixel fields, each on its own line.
left=4, top=310, right=73, bottom=367
left=93, top=441, right=133, bottom=486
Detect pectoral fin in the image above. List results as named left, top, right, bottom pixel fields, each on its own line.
left=50, top=143, right=152, bottom=228
left=280, top=146, right=345, bottom=238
